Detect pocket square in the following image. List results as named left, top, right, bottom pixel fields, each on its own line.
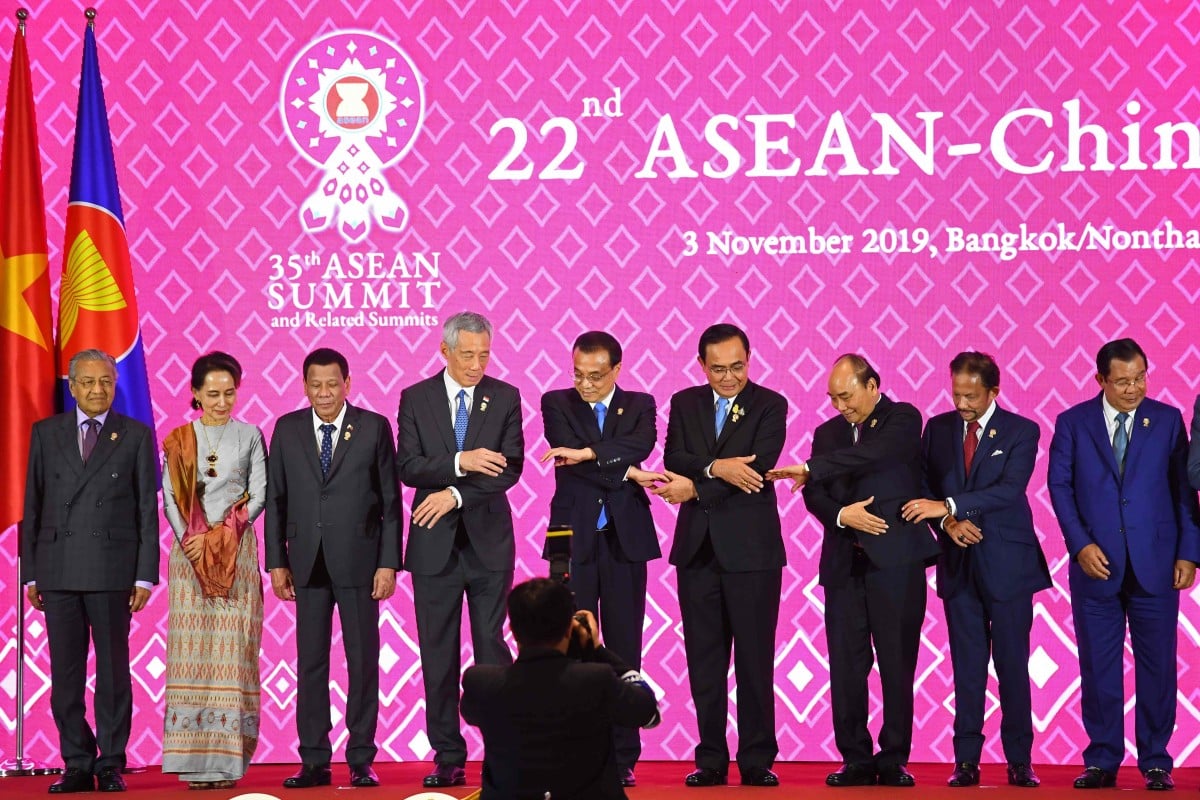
left=990, top=449, right=1003, bottom=456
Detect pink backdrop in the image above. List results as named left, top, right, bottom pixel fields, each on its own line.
left=4, top=0, right=1200, bottom=768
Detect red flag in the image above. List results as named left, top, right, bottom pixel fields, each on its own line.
left=0, top=17, right=54, bottom=530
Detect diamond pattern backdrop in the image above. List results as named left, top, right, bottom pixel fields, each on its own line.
left=3, top=0, right=1200, bottom=769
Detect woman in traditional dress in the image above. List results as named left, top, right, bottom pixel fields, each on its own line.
left=161, top=352, right=266, bottom=790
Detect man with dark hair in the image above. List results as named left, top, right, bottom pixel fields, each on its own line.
left=901, top=352, right=1050, bottom=788
left=653, top=323, right=787, bottom=787
left=539, top=330, right=663, bottom=787
left=265, top=347, right=402, bottom=789
left=23, top=349, right=159, bottom=793
left=771, top=353, right=939, bottom=787
left=397, top=311, right=525, bottom=788
left=1048, top=338, right=1200, bottom=791
left=461, top=578, right=659, bottom=800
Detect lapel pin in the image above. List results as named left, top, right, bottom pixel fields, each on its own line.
left=617, top=407, right=624, bottom=416
left=731, top=403, right=743, bottom=422
left=1142, top=418, right=1149, bottom=427
left=344, top=423, right=354, bottom=441
left=480, top=395, right=490, bottom=412
left=110, top=432, right=118, bottom=441
left=870, top=419, right=878, bottom=428
left=988, top=429, right=996, bottom=438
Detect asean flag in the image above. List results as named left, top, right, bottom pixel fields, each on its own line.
left=56, top=19, right=153, bottom=426
left=0, top=18, right=54, bottom=530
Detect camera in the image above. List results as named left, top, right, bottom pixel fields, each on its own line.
left=545, top=524, right=573, bottom=584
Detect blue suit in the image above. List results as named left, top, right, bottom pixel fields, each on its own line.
left=1048, top=394, right=1200, bottom=774
left=922, top=406, right=1050, bottom=765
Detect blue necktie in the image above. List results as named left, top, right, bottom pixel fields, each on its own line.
left=319, top=423, right=336, bottom=476
left=1113, top=411, right=1129, bottom=475
left=595, top=402, right=608, bottom=529
left=715, top=396, right=730, bottom=436
left=454, top=389, right=469, bottom=451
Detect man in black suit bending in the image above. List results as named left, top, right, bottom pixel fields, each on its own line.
left=397, top=311, right=524, bottom=788
left=22, top=349, right=159, bottom=794
left=653, top=323, right=787, bottom=788
left=265, top=347, right=402, bottom=789
left=539, top=330, right=663, bottom=787
left=462, top=578, right=660, bottom=800
left=771, top=354, right=939, bottom=788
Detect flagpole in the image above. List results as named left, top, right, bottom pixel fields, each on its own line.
left=0, top=10, right=61, bottom=779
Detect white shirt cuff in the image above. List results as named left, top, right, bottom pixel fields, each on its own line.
left=453, top=452, right=465, bottom=478
left=448, top=487, right=463, bottom=508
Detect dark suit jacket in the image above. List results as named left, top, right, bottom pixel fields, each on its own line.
left=803, top=394, right=940, bottom=587
left=923, top=406, right=1051, bottom=601
left=541, top=386, right=660, bottom=563
left=461, top=646, right=657, bottom=800
left=1188, top=394, right=1200, bottom=491
left=21, top=411, right=159, bottom=591
left=1048, top=394, right=1200, bottom=597
left=398, top=372, right=524, bottom=574
left=663, top=381, right=787, bottom=571
left=264, top=404, right=402, bottom=587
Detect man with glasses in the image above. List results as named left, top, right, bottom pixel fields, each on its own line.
left=539, top=331, right=663, bottom=788
left=397, top=312, right=525, bottom=789
left=1048, top=338, right=1200, bottom=791
left=652, top=323, right=787, bottom=788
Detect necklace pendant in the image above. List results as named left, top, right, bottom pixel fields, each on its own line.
left=206, top=466, right=218, bottom=478
left=206, top=452, right=218, bottom=464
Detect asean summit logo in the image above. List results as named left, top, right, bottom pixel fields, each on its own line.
left=280, top=30, right=425, bottom=243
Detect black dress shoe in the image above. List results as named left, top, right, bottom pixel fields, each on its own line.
left=741, top=767, right=780, bottom=787
left=95, top=767, right=125, bottom=793
left=684, top=767, right=727, bottom=787
left=349, top=764, right=380, bottom=787
left=1144, top=768, right=1174, bottom=791
left=948, top=763, right=980, bottom=787
left=620, top=767, right=636, bottom=787
left=48, top=768, right=94, bottom=794
left=1073, top=766, right=1116, bottom=789
left=1008, top=763, right=1041, bottom=788
left=879, top=764, right=916, bottom=787
left=423, top=763, right=466, bottom=788
left=282, top=764, right=332, bottom=789
left=826, top=763, right=877, bottom=787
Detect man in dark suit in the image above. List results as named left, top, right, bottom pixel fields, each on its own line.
left=900, top=352, right=1050, bottom=788
left=461, top=578, right=660, bottom=800
left=653, top=323, right=787, bottom=788
left=1189, top=394, right=1200, bottom=491
left=397, top=311, right=524, bottom=789
left=771, top=354, right=939, bottom=788
left=1048, top=338, right=1200, bottom=791
left=264, top=347, right=402, bottom=789
left=539, top=330, right=663, bottom=788
left=22, top=349, right=159, bottom=794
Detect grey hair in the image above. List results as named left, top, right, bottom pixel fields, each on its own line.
left=442, top=311, right=493, bottom=350
left=68, top=349, right=118, bottom=381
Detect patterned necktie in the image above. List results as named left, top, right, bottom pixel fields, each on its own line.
left=963, top=421, right=980, bottom=474
left=319, top=423, right=336, bottom=476
left=81, top=419, right=100, bottom=462
left=595, top=402, right=608, bottom=529
left=715, top=396, right=730, bottom=436
left=852, top=423, right=862, bottom=445
left=1113, top=411, right=1129, bottom=475
left=454, top=389, right=469, bottom=451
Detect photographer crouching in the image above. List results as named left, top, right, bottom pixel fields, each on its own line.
left=461, top=578, right=660, bottom=799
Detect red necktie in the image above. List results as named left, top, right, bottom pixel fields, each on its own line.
left=963, top=421, right=980, bottom=474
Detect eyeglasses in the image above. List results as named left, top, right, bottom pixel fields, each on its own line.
left=573, top=369, right=613, bottom=385
left=706, top=362, right=746, bottom=378
left=1106, top=373, right=1147, bottom=390
left=72, top=377, right=114, bottom=389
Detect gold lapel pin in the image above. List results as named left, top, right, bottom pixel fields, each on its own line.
left=110, top=432, right=118, bottom=441
left=480, top=396, right=490, bottom=412
left=1142, top=418, right=1149, bottom=427
left=988, top=429, right=996, bottom=438
left=616, top=408, right=624, bottom=415
left=870, top=419, right=878, bottom=428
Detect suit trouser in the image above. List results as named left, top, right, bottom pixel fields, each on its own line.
left=412, top=530, right=513, bottom=767
left=676, top=542, right=781, bottom=772
left=1073, top=564, right=1178, bottom=773
left=294, top=551, right=380, bottom=767
left=571, top=525, right=648, bottom=770
left=824, top=554, right=927, bottom=768
left=42, top=590, right=132, bottom=772
left=944, top=563, right=1036, bottom=764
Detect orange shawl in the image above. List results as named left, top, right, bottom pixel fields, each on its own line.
left=164, top=424, right=249, bottom=599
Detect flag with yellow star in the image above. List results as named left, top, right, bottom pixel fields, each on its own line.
left=0, top=16, right=54, bottom=531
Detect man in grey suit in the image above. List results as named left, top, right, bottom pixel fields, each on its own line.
left=397, top=311, right=524, bottom=789
left=22, top=349, right=159, bottom=794
left=265, top=347, right=402, bottom=789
